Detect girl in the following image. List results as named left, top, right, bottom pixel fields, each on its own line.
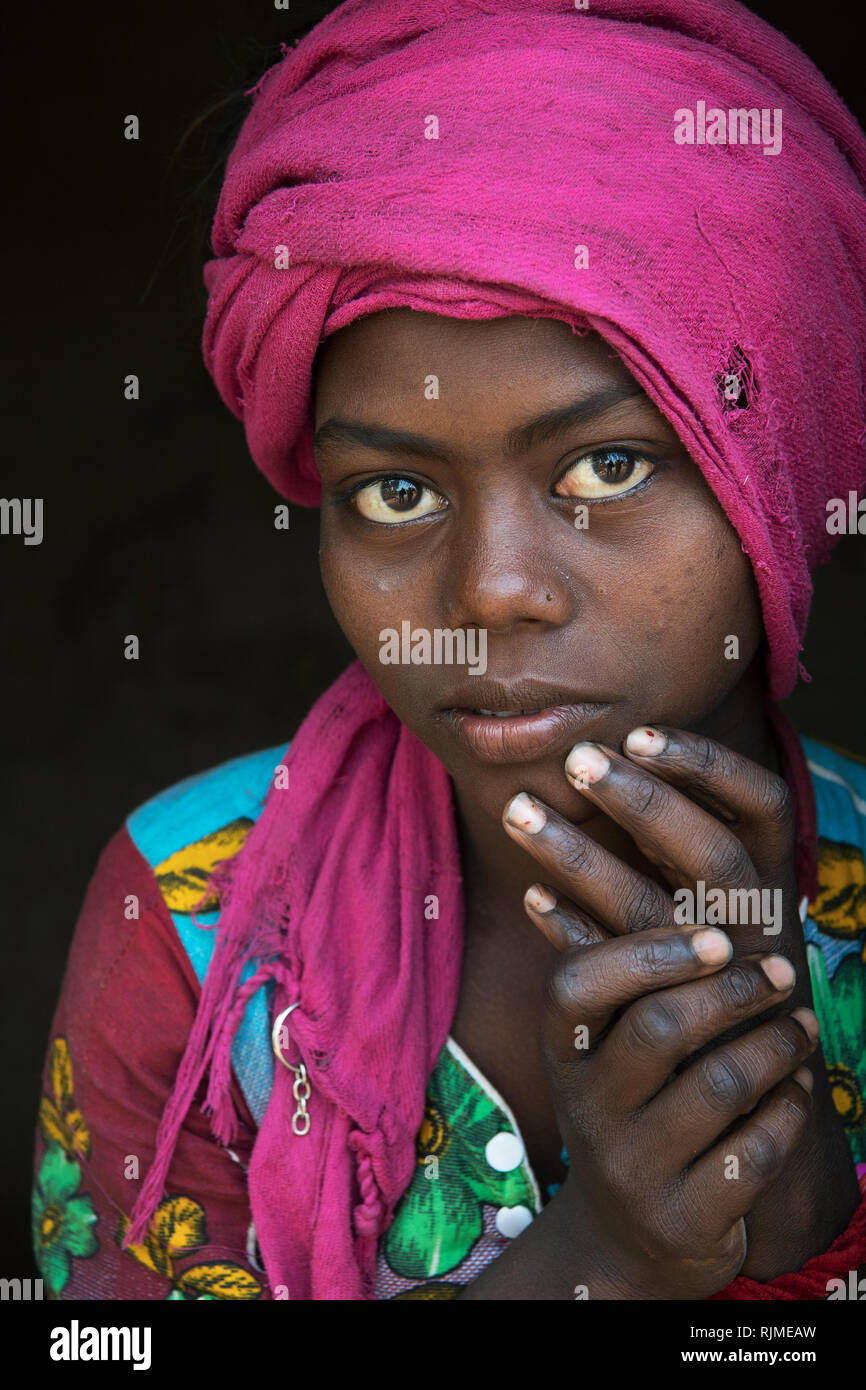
left=32, top=0, right=866, bottom=1300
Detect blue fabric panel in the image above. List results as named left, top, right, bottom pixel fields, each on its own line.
left=126, top=745, right=286, bottom=869
left=126, top=744, right=288, bottom=1127
left=801, top=737, right=866, bottom=978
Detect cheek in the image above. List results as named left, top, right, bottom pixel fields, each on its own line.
left=319, top=530, right=383, bottom=651
left=624, top=512, right=762, bottom=679
left=319, top=525, right=436, bottom=714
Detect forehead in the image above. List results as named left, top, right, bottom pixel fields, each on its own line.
left=312, top=310, right=637, bottom=421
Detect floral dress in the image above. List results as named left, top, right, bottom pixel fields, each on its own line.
left=31, top=736, right=866, bottom=1299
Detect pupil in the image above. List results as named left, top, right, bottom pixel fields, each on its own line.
left=381, top=477, right=421, bottom=510
left=593, top=451, right=633, bottom=483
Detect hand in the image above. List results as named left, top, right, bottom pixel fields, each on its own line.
left=515, top=913, right=816, bottom=1295
left=514, top=724, right=802, bottom=959
left=500, top=724, right=856, bottom=1290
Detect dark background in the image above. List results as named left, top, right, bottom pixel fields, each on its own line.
left=3, top=0, right=864, bottom=1273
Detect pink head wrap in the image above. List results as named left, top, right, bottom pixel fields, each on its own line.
left=203, top=0, right=866, bottom=701
left=126, top=0, right=866, bottom=1298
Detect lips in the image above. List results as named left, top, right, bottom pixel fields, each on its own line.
left=471, top=708, right=545, bottom=717
left=440, top=681, right=611, bottom=763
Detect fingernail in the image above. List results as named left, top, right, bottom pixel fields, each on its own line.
left=691, top=928, right=733, bottom=964
left=625, top=727, right=667, bottom=757
left=791, top=1006, right=820, bottom=1042
left=792, top=1066, right=814, bottom=1093
left=524, top=884, right=556, bottom=913
left=565, top=743, right=610, bottom=789
left=760, top=955, right=796, bottom=990
left=505, top=793, right=547, bottom=834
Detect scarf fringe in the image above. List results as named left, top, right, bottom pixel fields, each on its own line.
left=123, top=861, right=291, bottom=1247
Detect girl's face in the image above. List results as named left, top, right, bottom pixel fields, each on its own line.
left=313, top=309, right=763, bottom=827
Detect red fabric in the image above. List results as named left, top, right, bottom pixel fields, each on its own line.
left=31, top=827, right=265, bottom=1300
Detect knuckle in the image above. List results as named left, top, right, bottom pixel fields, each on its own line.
left=718, top=963, right=764, bottom=1013
left=558, top=837, right=594, bottom=879
left=766, top=1020, right=807, bottom=1063
left=544, top=945, right=600, bottom=1023
left=626, top=995, right=686, bottom=1054
left=636, top=934, right=679, bottom=979
left=544, top=948, right=589, bottom=1018
left=740, top=1124, right=783, bottom=1180
left=693, top=736, right=719, bottom=776
left=777, top=1085, right=812, bottom=1127
left=621, top=773, right=666, bottom=821
left=757, top=775, right=795, bottom=835
left=621, top=880, right=669, bottom=934
left=704, top=834, right=752, bottom=886
left=562, top=916, right=602, bottom=949
left=697, top=1053, right=753, bottom=1112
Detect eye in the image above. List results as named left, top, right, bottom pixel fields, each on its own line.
left=554, top=447, right=655, bottom=500
left=350, top=475, right=448, bottom=525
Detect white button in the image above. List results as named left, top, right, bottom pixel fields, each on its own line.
left=485, top=1130, right=525, bottom=1172
left=496, top=1205, right=533, bottom=1239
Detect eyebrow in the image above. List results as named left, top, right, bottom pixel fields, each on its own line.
left=312, top=382, right=647, bottom=463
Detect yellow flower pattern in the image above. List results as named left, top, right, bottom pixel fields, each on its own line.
left=34, top=1034, right=263, bottom=1300
left=116, top=1196, right=262, bottom=1300
left=809, top=839, right=866, bottom=941
left=38, top=1038, right=91, bottom=1163
left=153, top=818, right=254, bottom=914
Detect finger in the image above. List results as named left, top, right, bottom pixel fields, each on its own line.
left=542, top=925, right=734, bottom=1064
left=645, top=1009, right=819, bottom=1165
left=503, top=792, right=676, bottom=936
left=522, top=883, right=608, bottom=950
left=684, top=1074, right=813, bottom=1239
left=599, top=954, right=801, bottom=1108
left=620, top=725, right=795, bottom=880
left=562, top=741, right=762, bottom=901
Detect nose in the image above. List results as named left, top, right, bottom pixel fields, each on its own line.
left=440, top=490, right=574, bottom=634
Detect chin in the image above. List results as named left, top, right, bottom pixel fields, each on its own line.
left=449, top=750, right=599, bottom=826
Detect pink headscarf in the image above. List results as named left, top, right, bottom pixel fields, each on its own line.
left=127, top=0, right=866, bottom=1298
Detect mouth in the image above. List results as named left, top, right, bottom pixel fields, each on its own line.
left=439, top=682, right=611, bottom=763
left=469, top=708, right=546, bottom=717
